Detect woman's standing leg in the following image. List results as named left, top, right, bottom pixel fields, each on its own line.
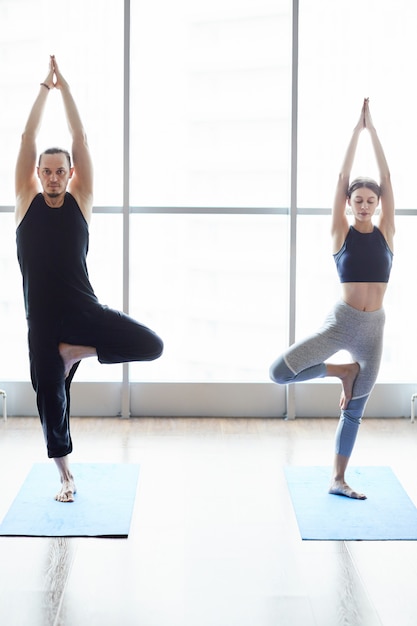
left=329, top=306, right=385, bottom=499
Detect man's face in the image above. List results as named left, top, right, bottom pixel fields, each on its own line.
left=37, top=153, right=73, bottom=198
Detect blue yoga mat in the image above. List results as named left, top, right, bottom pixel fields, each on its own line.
left=285, top=466, right=417, bottom=541
left=0, top=463, right=140, bottom=537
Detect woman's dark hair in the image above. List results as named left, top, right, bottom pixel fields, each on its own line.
left=347, top=177, right=381, bottom=199
left=38, top=147, right=72, bottom=168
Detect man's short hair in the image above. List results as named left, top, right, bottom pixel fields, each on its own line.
left=38, top=147, right=72, bottom=168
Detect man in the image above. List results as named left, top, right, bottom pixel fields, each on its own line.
left=15, top=56, right=163, bottom=502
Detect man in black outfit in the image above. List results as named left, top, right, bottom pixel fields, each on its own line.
left=15, top=56, right=163, bottom=502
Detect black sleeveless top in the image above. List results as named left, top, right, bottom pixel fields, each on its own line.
left=16, top=193, right=99, bottom=321
left=333, top=225, right=393, bottom=283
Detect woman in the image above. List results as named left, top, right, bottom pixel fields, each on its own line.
left=270, top=98, right=395, bottom=499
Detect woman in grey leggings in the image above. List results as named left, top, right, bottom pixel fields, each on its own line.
left=270, top=99, right=395, bottom=499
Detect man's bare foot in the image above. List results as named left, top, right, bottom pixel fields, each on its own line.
left=58, top=343, right=78, bottom=378
left=329, top=479, right=366, bottom=500
left=59, top=342, right=97, bottom=378
left=53, top=455, right=77, bottom=502
left=339, top=362, right=360, bottom=410
left=55, top=476, right=77, bottom=503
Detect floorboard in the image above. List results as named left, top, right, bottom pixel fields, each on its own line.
left=1, top=416, right=417, bottom=625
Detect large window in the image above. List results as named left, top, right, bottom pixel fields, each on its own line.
left=129, top=0, right=291, bottom=382
left=297, top=0, right=417, bottom=211
left=130, top=214, right=288, bottom=382
left=1, top=0, right=417, bottom=412
left=130, top=0, right=290, bottom=208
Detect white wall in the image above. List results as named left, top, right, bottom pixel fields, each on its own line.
left=1, top=381, right=415, bottom=420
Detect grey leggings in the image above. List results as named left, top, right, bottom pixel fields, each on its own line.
left=269, top=300, right=385, bottom=457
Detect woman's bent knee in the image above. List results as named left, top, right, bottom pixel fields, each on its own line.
left=269, top=356, right=294, bottom=384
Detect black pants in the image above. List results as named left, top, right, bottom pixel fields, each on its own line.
left=28, top=305, right=163, bottom=458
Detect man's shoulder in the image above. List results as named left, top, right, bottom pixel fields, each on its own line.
left=67, top=188, right=93, bottom=224
left=65, top=191, right=79, bottom=204
left=15, top=191, right=42, bottom=227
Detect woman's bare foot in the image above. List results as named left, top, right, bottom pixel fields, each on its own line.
left=338, top=362, right=360, bottom=409
left=339, top=363, right=360, bottom=409
left=325, top=362, right=360, bottom=409
left=329, top=479, right=366, bottom=500
left=59, top=342, right=97, bottom=378
left=53, top=456, right=77, bottom=502
left=330, top=454, right=366, bottom=499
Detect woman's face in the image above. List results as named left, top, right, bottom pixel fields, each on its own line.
left=348, top=187, right=379, bottom=221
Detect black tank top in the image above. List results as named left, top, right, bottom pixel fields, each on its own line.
left=333, top=225, right=393, bottom=283
left=16, top=193, right=99, bottom=320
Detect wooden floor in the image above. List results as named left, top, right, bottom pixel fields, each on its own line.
left=1, top=415, right=417, bottom=626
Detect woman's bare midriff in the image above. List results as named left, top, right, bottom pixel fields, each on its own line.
left=341, top=282, right=387, bottom=312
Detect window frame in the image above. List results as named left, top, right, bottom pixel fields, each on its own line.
left=0, top=0, right=415, bottom=420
